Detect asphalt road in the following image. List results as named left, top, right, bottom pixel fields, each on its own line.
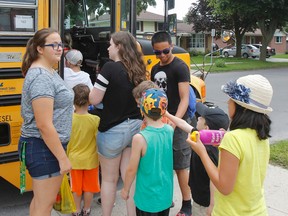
left=204, top=67, right=288, bottom=143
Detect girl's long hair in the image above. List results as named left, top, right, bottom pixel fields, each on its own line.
left=230, top=103, right=272, bottom=140
left=22, top=28, right=58, bottom=77
left=111, top=31, right=147, bottom=86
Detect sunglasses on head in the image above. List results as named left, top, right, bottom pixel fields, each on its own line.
left=153, top=47, right=171, bottom=55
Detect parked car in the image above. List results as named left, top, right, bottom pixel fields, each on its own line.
left=222, top=44, right=260, bottom=58
left=252, top=44, right=276, bottom=58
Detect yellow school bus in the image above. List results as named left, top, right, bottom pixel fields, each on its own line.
left=0, top=0, right=206, bottom=190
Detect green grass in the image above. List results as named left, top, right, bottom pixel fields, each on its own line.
left=190, top=56, right=288, bottom=72
left=270, top=140, right=288, bottom=169
left=273, top=53, right=288, bottom=59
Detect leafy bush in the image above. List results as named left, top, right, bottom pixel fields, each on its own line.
left=215, top=59, right=226, bottom=67
left=189, top=49, right=199, bottom=56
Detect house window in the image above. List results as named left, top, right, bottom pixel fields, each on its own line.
left=157, top=22, right=164, bottom=31
left=136, top=21, right=140, bottom=31
left=189, top=34, right=205, bottom=48
left=275, top=36, right=282, bottom=43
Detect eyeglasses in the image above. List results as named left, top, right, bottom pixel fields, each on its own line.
left=44, top=43, right=64, bottom=50
left=153, top=47, right=171, bottom=55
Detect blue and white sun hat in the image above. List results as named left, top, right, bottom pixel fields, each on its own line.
left=222, top=74, right=273, bottom=114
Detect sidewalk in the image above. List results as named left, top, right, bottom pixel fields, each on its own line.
left=265, top=165, right=288, bottom=216
left=53, top=164, right=288, bottom=216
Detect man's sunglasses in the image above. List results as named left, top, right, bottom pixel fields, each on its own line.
left=153, top=47, right=171, bottom=55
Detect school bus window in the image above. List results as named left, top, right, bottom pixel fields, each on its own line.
left=120, top=0, right=129, bottom=30
left=88, top=13, right=111, bottom=28
left=0, top=8, right=35, bottom=32
left=0, top=123, right=10, bottom=146
left=64, top=1, right=85, bottom=28
left=0, top=0, right=36, bottom=4
left=65, top=0, right=111, bottom=28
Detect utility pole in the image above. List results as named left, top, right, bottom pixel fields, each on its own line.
left=211, top=29, right=215, bottom=64
left=164, top=0, right=168, bottom=31
left=130, top=0, right=137, bottom=36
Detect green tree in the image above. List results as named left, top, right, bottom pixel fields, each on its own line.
left=253, top=0, right=288, bottom=61
left=209, top=0, right=258, bottom=57
left=186, top=0, right=228, bottom=34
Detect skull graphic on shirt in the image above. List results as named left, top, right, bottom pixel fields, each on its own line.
left=154, top=71, right=167, bottom=92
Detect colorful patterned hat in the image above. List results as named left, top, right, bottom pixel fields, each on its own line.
left=140, top=88, right=168, bottom=117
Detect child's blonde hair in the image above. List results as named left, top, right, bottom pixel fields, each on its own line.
left=133, top=80, right=158, bottom=100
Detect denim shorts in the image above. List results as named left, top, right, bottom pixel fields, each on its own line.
left=18, top=136, right=67, bottom=179
left=97, top=119, right=142, bottom=159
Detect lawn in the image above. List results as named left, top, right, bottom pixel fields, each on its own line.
left=190, top=55, right=288, bottom=72
left=273, top=53, right=288, bottom=58
left=270, top=140, right=288, bottom=169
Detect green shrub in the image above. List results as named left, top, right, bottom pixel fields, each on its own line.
left=215, top=59, right=226, bottom=67
left=189, top=49, right=199, bottom=57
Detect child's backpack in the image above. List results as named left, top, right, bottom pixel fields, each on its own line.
left=187, top=85, right=197, bottom=119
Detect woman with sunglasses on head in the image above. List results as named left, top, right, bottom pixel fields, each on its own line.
left=151, top=31, right=192, bottom=216
left=89, top=31, right=147, bottom=216
left=19, top=28, right=74, bottom=216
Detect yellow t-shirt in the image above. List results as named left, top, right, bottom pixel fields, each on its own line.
left=213, top=128, right=269, bottom=216
left=67, top=113, right=100, bottom=169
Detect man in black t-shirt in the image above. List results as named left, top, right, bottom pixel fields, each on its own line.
left=151, top=31, right=192, bottom=216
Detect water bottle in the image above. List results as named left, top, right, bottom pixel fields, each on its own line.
left=190, top=130, right=226, bottom=145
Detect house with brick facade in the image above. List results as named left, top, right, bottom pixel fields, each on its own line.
left=93, top=11, right=287, bottom=54
left=136, top=11, right=208, bottom=52
left=215, top=29, right=287, bottom=54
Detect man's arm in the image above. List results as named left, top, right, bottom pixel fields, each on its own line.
left=121, top=134, right=146, bottom=200
left=175, top=81, right=189, bottom=118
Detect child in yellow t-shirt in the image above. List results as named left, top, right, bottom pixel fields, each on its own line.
left=67, top=84, right=100, bottom=216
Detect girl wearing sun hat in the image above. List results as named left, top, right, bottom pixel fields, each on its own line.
left=187, top=74, right=273, bottom=216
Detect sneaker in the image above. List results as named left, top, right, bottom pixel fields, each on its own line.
left=82, top=208, right=91, bottom=216
left=176, top=211, right=192, bottom=216
left=97, top=197, right=101, bottom=205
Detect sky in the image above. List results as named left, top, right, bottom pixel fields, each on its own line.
left=147, top=0, right=196, bottom=20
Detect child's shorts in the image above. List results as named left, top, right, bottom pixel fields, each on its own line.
left=173, top=127, right=191, bottom=170
left=70, top=167, right=101, bottom=196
